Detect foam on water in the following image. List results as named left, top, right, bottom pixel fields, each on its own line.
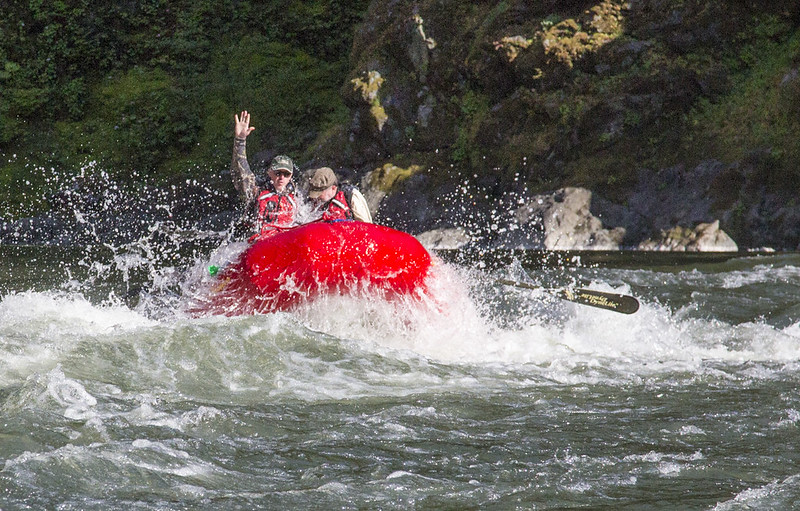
left=268, top=259, right=800, bottom=387
left=0, top=291, right=156, bottom=386
left=2, top=435, right=245, bottom=501
left=718, top=262, right=800, bottom=289
left=3, top=256, right=800, bottom=406
left=2, top=237, right=800, bottom=508
left=713, top=475, right=800, bottom=510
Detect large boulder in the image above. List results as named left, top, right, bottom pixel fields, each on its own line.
left=494, top=187, right=625, bottom=250
left=415, top=227, right=471, bottom=250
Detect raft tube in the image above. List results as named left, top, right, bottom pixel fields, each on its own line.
left=197, top=221, right=432, bottom=315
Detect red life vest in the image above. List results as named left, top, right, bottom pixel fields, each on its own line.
left=320, top=189, right=353, bottom=221
left=256, top=190, right=296, bottom=236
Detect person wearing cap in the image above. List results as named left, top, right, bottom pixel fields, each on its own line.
left=230, top=110, right=297, bottom=239
left=307, top=167, right=373, bottom=223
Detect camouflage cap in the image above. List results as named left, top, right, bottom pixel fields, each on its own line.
left=268, top=155, right=294, bottom=174
left=307, top=167, right=338, bottom=199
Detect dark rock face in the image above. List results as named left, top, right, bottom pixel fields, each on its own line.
left=317, top=0, right=800, bottom=250
left=375, top=156, right=797, bottom=251
left=590, top=161, right=730, bottom=246
left=592, top=158, right=800, bottom=250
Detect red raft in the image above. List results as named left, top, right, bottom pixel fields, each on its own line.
left=195, top=221, right=432, bottom=315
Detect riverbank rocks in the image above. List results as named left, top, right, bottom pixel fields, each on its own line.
left=494, top=187, right=625, bottom=250
left=637, top=220, right=738, bottom=252
left=415, top=227, right=471, bottom=250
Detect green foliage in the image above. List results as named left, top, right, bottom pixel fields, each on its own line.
left=465, top=1, right=509, bottom=65
left=623, top=110, right=642, bottom=128
left=99, top=67, right=198, bottom=172
left=558, top=96, right=590, bottom=126
left=245, top=1, right=369, bottom=62
left=452, top=90, right=489, bottom=166
left=0, top=0, right=368, bottom=215
left=207, top=36, right=349, bottom=157
left=686, top=19, right=800, bottom=189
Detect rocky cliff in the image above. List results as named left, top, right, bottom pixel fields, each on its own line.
left=310, top=0, right=800, bottom=250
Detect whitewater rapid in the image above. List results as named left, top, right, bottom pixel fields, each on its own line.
left=3, top=245, right=800, bottom=510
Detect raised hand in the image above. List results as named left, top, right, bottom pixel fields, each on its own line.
left=234, top=110, right=256, bottom=139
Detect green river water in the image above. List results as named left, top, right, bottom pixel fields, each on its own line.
left=2, top=242, right=800, bottom=510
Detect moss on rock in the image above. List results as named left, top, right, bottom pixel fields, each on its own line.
left=369, top=162, right=423, bottom=192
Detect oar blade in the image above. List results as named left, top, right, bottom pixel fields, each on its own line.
left=559, top=288, right=640, bottom=315
left=496, top=278, right=640, bottom=314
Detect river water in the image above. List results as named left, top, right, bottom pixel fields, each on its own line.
left=2, top=237, right=800, bottom=510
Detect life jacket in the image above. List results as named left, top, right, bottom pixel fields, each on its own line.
left=255, top=189, right=296, bottom=236
left=320, top=188, right=353, bottom=221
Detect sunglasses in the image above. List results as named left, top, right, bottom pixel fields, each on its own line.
left=273, top=170, right=292, bottom=178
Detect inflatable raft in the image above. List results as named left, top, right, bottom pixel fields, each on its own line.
left=195, top=221, right=432, bottom=315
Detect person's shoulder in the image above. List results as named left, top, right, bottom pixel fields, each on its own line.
left=339, top=183, right=359, bottom=201
left=346, top=186, right=368, bottom=206
left=342, top=185, right=372, bottom=222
